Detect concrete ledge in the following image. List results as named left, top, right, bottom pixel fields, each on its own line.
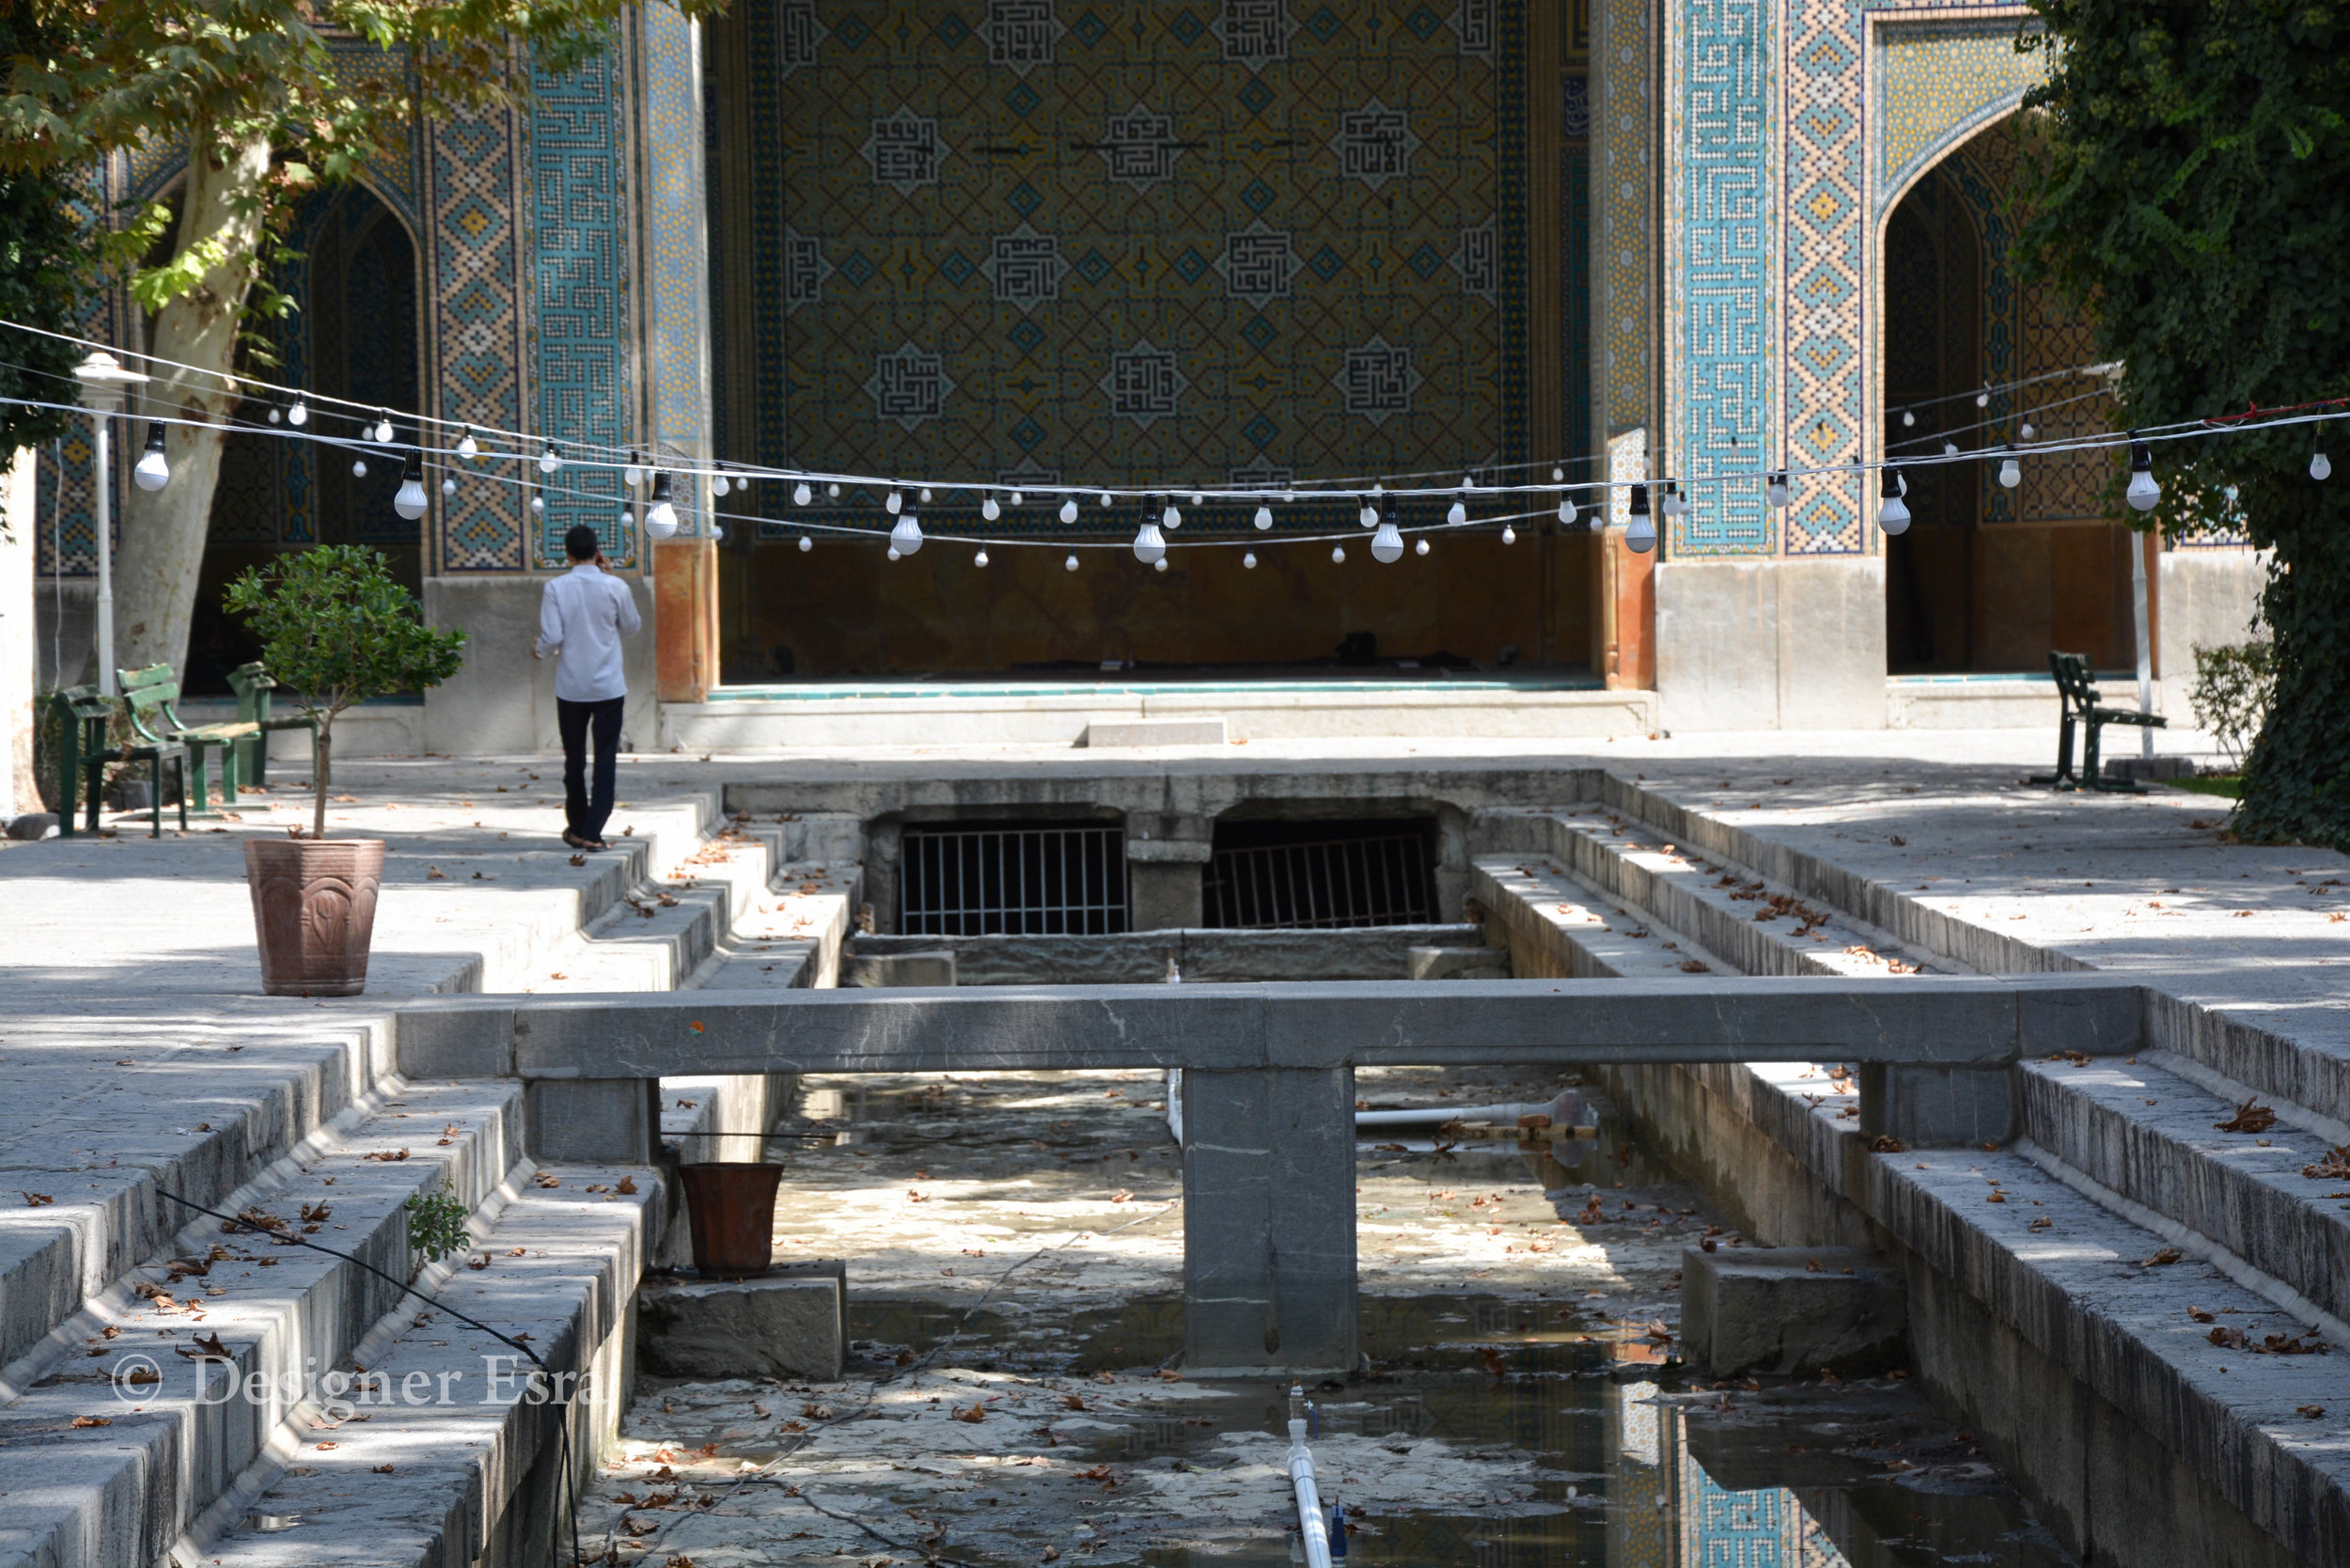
left=1082, top=717, right=1229, bottom=747
left=1680, top=1246, right=1905, bottom=1376
left=637, top=1266, right=846, bottom=1381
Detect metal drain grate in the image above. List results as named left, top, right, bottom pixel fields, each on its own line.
left=1202, top=821, right=1435, bottom=930
left=900, top=823, right=1129, bottom=935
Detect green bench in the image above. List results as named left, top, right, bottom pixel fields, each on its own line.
left=2033, top=651, right=2167, bottom=793
left=226, top=661, right=319, bottom=788
left=51, top=683, right=190, bottom=839
left=117, top=663, right=267, bottom=816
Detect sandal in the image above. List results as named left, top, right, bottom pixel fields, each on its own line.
left=561, top=830, right=591, bottom=850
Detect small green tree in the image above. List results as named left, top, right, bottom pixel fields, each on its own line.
left=2187, top=637, right=2278, bottom=772
left=2016, top=1, right=2350, bottom=849
left=223, top=545, right=465, bottom=839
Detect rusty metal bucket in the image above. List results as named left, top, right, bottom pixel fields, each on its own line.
left=677, top=1163, right=785, bottom=1276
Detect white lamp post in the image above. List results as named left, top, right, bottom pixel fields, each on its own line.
left=70, top=351, right=151, bottom=697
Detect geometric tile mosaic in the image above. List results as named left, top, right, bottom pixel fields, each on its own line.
left=430, top=109, right=528, bottom=569
left=742, top=0, right=1531, bottom=526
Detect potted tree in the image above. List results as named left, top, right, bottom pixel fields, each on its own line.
left=224, top=545, right=466, bottom=996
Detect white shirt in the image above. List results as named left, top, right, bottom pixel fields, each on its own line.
left=535, top=563, right=641, bottom=703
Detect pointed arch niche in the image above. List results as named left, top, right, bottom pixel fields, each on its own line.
left=1877, top=114, right=2132, bottom=674
left=187, top=180, right=425, bottom=693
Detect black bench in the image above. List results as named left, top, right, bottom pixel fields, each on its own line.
left=2032, top=651, right=2166, bottom=793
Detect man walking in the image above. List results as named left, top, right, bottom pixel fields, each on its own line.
left=535, top=524, right=641, bottom=850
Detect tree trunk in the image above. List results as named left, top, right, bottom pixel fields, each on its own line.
left=312, top=724, right=332, bottom=839
left=116, top=129, right=273, bottom=682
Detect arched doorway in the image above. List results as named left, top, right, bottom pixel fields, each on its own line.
left=1881, top=117, right=2136, bottom=675
left=185, top=180, right=422, bottom=693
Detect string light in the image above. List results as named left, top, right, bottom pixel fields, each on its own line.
left=1357, top=496, right=1377, bottom=527
left=890, top=513, right=924, bottom=555
left=1153, top=557, right=1168, bottom=572
left=440, top=475, right=456, bottom=496
left=1550, top=466, right=1564, bottom=481
left=1975, top=387, right=1990, bottom=408
left=1064, top=554, right=1079, bottom=571
left=2126, top=440, right=2160, bottom=511
left=266, top=404, right=279, bottom=423
left=1371, top=521, right=1404, bottom=562
left=623, top=450, right=645, bottom=488
left=1331, top=544, right=1346, bottom=563
left=827, top=483, right=840, bottom=498
left=2313, top=446, right=2333, bottom=482
left=885, top=488, right=903, bottom=515
left=372, top=410, right=395, bottom=443
left=1765, top=472, right=1789, bottom=509
left=793, top=482, right=812, bottom=506
left=1499, top=525, right=1516, bottom=545
left=1625, top=484, right=1656, bottom=554
left=1556, top=497, right=1576, bottom=525
left=1189, top=492, right=1204, bottom=507
left=540, top=442, right=562, bottom=473
left=133, top=423, right=170, bottom=490
left=1133, top=521, right=1167, bottom=564
left=1058, top=497, right=1080, bottom=524
left=1998, top=448, right=2022, bottom=489
left=974, top=548, right=989, bottom=567
left=646, top=471, right=679, bottom=537
left=1244, top=551, right=1258, bottom=569
left=456, top=427, right=479, bottom=460
left=797, top=535, right=812, bottom=553
left=287, top=398, right=307, bottom=427
left=530, top=494, right=544, bottom=513
left=887, top=547, right=900, bottom=561
left=712, top=466, right=731, bottom=497
left=1447, top=495, right=1467, bottom=525
left=919, top=487, right=932, bottom=503
left=351, top=457, right=368, bottom=478
left=1902, top=410, right=1916, bottom=428
left=2019, top=421, right=2036, bottom=441
left=981, top=494, right=1000, bottom=521
left=1878, top=468, right=1911, bottom=535
left=1253, top=504, right=1273, bottom=529
left=1415, top=538, right=1430, bottom=557
left=394, top=452, right=429, bottom=520
left=1163, top=500, right=1183, bottom=530
left=1009, top=491, right=1024, bottom=507
left=1098, top=492, right=1112, bottom=508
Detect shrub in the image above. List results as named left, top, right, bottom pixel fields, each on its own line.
left=2188, top=639, right=2277, bottom=772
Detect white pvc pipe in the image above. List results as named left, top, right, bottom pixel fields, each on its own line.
left=2132, top=535, right=2154, bottom=759
left=1288, top=1419, right=1334, bottom=1568
left=1354, top=1099, right=1551, bottom=1128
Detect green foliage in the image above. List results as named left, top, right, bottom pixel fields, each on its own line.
left=0, top=13, right=100, bottom=454
left=401, top=1191, right=471, bottom=1266
left=2018, top=0, right=2350, bottom=849
left=2187, top=637, right=2277, bottom=771
left=223, top=544, right=465, bottom=834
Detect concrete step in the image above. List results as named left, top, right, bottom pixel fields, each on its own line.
left=2022, top=1051, right=2350, bottom=1329
left=0, top=1078, right=523, bottom=1568
left=184, top=1162, right=660, bottom=1568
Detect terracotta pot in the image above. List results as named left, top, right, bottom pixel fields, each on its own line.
left=243, top=838, right=386, bottom=997
left=678, top=1163, right=785, bottom=1276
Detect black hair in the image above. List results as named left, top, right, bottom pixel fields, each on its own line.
left=564, top=525, right=601, bottom=561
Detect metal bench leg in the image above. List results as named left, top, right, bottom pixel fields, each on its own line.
left=219, top=740, right=241, bottom=805
left=2029, top=713, right=2077, bottom=788
left=187, top=746, right=213, bottom=814
left=176, top=756, right=189, bottom=832
left=147, top=755, right=163, bottom=839
left=84, top=761, right=103, bottom=835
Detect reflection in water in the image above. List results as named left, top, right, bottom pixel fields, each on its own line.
left=1615, top=1381, right=1846, bottom=1568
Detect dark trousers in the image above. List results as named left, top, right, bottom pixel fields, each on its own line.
left=556, top=695, right=624, bottom=842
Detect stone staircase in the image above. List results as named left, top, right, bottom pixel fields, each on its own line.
left=0, top=797, right=863, bottom=1568
left=1471, top=788, right=2350, bottom=1568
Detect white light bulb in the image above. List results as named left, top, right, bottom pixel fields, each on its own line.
left=1253, top=506, right=1273, bottom=529
left=1163, top=503, right=1182, bottom=530
left=267, top=407, right=280, bottom=423
left=1358, top=502, right=1376, bottom=528
left=1331, top=544, right=1346, bottom=563
left=1371, top=522, right=1404, bottom=562
left=797, top=534, right=813, bottom=553
left=1098, top=493, right=1112, bottom=508
left=1154, top=557, right=1168, bottom=572
left=2312, top=450, right=2332, bottom=482
left=974, top=548, right=989, bottom=567
left=646, top=503, right=678, bottom=538
left=1009, top=492, right=1024, bottom=507
left=2020, top=422, right=2036, bottom=441
left=712, top=524, right=725, bottom=541
left=1133, top=522, right=1167, bottom=564
left=1556, top=498, right=1576, bottom=525
left=1999, top=456, right=2022, bottom=489
left=887, top=547, right=901, bottom=561
left=1902, top=411, right=1915, bottom=428
left=1243, top=551, right=1258, bottom=569
left=1551, top=466, right=1564, bottom=482
left=133, top=426, right=170, bottom=491
left=441, top=477, right=456, bottom=495
left=373, top=416, right=394, bottom=443
left=288, top=400, right=307, bottom=427
left=1500, top=525, right=1516, bottom=545
left=2126, top=442, right=2160, bottom=512
left=624, top=459, right=644, bottom=488
left=919, top=487, right=932, bottom=503
left=1879, top=493, right=1911, bottom=535
left=1461, top=475, right=1477, bottom=490
left=393, top=463, right=430, bottom=520
left=540, top=443, right=561, bottom=474
left=713, top=472, right=730, bottom=497
left=1625, top=510, right=1656, bottom=554
left=457, top=430, right=479, bottom=460
left=885, top=489, right=902, bottom=514
left=1058, top=498, right=1080, bottom=524
left=793, top=482, right=812, bottom=506
left=352, top=459, right=368, bottom=478
left=1975, top=389, right=1990, bottom=408
left=1064, top=554, right=1079, bottom=572
left=890, top=514, right=924, bottom=555
left=531, top=494, right=545, bottom=513
left=982, top=495, right=1001, bottom=521
left=1447, top=499, right=1466, bottom=525
left=1189, top=493, right=1204, bottom=507
left=1415, top=538, right=1430, bottom=557
left=1943, top=441, right=1959, bottom=458
left=827, top=483, right=840, bottom=497
left=1765, top=474, right=1789, bottom=509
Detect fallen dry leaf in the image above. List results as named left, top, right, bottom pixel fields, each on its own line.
left=2143, top=1247, right=2184, bottom=1267
left=617, top=1176, right=638, bottom=1195
left=23, top=1192, right=53, bottom=1206
left=70, top=1415, right=111, bottom=1428
left=363, top=1148, right=410, bottom=1162
left=2216, top=1098, right=2279, bottom=1135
